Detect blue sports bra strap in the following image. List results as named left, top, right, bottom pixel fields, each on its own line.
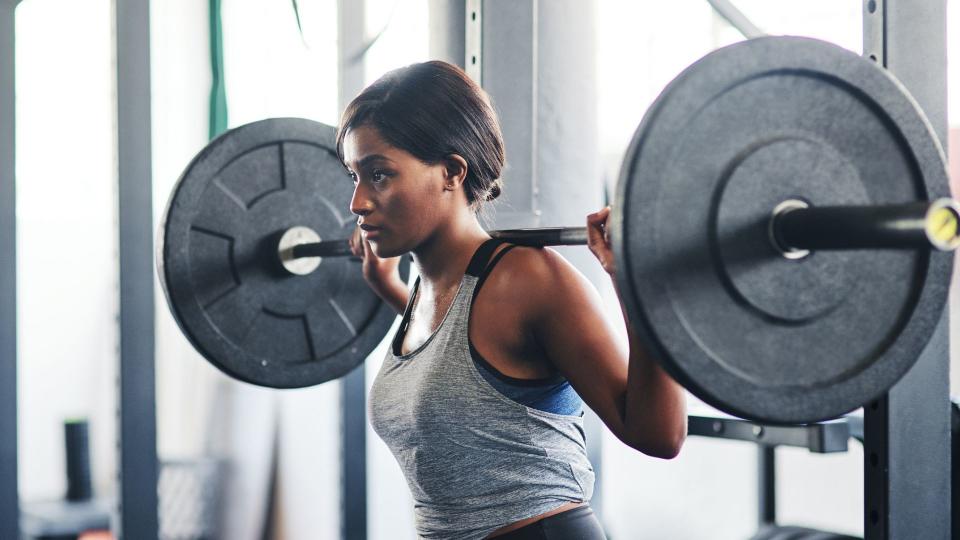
left=465, top=238, right=505, bottom=277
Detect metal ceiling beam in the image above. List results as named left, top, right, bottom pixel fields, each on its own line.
left=706, top=0, right=766, bottom=39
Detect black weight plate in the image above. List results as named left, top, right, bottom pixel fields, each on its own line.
left=612, top=37, right=952, bottom=424
left=159, top=118, right=409, bottom=388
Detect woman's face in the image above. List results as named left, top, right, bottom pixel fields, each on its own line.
left=342, top=124, right=451, bottom=258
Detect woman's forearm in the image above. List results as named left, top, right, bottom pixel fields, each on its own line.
left=584, top=207, right=686, bottom=457
left=616, top=281, right=688, bottom=458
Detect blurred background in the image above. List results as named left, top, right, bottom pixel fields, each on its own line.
left=7, top=1, right=958, bottom=538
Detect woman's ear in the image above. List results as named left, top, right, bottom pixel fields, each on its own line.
left=442, top=154, right=469, bottom=191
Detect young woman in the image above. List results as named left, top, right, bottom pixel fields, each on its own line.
left=340, top=60, right=686, bottom=540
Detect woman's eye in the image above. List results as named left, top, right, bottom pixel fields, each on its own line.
left=372, top=170, right=388, bottom=183
left=347, top=171, right=358, bottom=184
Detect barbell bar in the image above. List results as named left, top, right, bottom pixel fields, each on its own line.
left=279, top=198, right=960, bottom=275
left=772, top=198, right=960, bottom=255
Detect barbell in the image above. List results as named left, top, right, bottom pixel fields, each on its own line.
left=157, top=36, right=957, bottom=424
left=279, top=200, right=959, bottom=273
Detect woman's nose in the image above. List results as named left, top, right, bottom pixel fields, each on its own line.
left=349, top=182, right=372, bottom=216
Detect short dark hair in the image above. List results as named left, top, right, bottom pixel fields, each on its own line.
left=336, top=61, right=505, bottom=209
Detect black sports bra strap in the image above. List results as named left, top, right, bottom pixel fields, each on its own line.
left=393, top=238, right=512, bottom=355
left=391, top=277, right=420, bottom=356
left=465, top=238, right=505, bottom=277
left=473, top=244, right=520, bottom=299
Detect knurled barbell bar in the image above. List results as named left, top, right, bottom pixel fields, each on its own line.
left=157, top=36, right=957, bottom=424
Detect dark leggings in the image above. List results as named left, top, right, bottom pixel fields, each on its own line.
left=494, top=505, right=607, bottom=539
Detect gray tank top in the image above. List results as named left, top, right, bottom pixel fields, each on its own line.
left=368, top=240, right=595, bottom=540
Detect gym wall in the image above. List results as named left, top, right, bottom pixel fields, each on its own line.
left=16, top=0, right=118, bottom=504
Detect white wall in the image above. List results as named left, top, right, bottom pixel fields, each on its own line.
left=15, top=0, right=118, bottom=502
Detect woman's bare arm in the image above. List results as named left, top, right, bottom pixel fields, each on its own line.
left=501, top=209, right=686, bottom=458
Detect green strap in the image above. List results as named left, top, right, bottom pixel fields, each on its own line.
left=291, top=0, right=304, bottom=38
left=208, top=0, right=228, bottom=140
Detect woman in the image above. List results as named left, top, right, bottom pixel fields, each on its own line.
left=340, top=61, right=686, bottom=540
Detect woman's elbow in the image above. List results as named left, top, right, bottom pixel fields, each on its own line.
left=655, top=431, right=687, bottom=459
left=626, top=423, right=687, bottom=459
left=640, top=433, right=685, bottom=459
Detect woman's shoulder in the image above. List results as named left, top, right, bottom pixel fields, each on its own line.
left=494, top=244, right=574, bottom=274
left=482, top=244, right=596, bottom=308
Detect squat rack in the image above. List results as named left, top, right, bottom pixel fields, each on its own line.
left=861, top=1, right=950, bottom=538
left=1, top=3, right=17, bottom=540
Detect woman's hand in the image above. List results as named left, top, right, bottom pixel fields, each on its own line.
left=586, top=206, right=615, bottom=276
left=349, top=225, right=401, bottom=286
left=349, top=225, right=408, bottom=314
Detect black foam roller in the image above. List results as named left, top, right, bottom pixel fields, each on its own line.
left=65, top=419, right=92, bottom=501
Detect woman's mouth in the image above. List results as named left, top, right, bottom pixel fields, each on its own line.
left=359, top=224, right=382, bottom=238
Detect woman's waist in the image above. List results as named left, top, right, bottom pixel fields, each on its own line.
left=486, top=501, right=588, bottom=538
left=412, top=494, right=589, bottom=540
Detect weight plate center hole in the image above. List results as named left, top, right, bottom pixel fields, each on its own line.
left=770, top=199, right=812, bottom=260
left=279, top=226, right=323, bottom=275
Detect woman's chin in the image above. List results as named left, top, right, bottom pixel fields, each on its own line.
left=369, top=240, right=405, bottom=259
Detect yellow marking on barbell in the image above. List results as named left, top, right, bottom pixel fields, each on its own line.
left=927, top=206, right=959, bottom=245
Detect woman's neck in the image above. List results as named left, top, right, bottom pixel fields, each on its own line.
left=411, top=211, right=489, bottom=288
